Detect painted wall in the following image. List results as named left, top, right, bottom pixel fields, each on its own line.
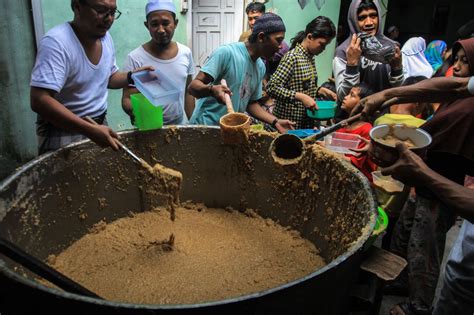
left=265, top=0, right=341, bottom=85
left=40, top=0, right=187, bottom=131
left=0, top=0, right=38, bottom=160
left=1, top=0, right=392, bottom=165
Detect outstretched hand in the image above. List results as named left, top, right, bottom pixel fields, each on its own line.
left=318, top=87, right=337, bottom=101
left=275, top=119, right=296, bottom=133
left=349, top=136, right=370, bottom=157
left=350, top=90, right=391, bottom=119
left=381, top=142, right=429, bottom=186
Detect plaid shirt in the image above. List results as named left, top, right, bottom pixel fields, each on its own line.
left=267, top=43, right=319, bottom=129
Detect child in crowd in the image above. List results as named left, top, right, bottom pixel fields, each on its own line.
left=336, top=83, right=377, bottom=181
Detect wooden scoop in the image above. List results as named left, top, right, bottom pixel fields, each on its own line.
left=218, top=79, right=251, bottom=145
left=269, top=97, right=400, bottom=166
left=84, top=117, right=182, bottom=220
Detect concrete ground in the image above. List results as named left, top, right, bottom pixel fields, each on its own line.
left=378, top=219, right=462, bottom=314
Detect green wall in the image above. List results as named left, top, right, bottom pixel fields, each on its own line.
left=266, top=0, right=341, bottom=85
left=0, top=0, right=37, bottom=160
left=41, top=0, right=187, bottom=131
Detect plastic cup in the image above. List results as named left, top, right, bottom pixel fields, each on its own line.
left=131, top=93, right=163, bottom=131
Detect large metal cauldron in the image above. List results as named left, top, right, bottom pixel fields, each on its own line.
left=0, top=126, right=376, bottom=315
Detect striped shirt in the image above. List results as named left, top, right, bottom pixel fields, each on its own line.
left=267, top=43, right=319, bottom=129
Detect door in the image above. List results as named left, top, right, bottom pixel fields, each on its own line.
left=191, top=0, right=244, bottom=70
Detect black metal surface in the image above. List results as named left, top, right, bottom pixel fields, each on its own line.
left=0, top=238, right=101, bottom=299
left=0, top=126, right=376, bottom=315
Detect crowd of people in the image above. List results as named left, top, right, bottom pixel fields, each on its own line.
left=29, top=0, right=474, bottom=314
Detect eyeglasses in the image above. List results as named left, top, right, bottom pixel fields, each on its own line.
left=83, top=2, right=122, bottom=20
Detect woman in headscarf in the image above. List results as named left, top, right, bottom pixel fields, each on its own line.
left=424, top=40, right=447, bottom=73
left=401, top=37, right=433, bottom=79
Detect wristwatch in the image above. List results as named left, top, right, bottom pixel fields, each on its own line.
left=271, top=118, right=278, bottom=128
left=127, top=71, right=134, bottom=85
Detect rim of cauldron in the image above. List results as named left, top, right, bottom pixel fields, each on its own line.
left=0, top=126, right=376, bottom=310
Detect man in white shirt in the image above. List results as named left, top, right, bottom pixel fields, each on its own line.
left=122, top=0, right=195, bottom=125
left=30, top=0, right=151, bottom=154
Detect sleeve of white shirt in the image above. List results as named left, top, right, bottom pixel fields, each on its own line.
left=107, top=33, right=119, bottom=75
left=468, top=76, right=474, bottom=95
left=30, top=36, right=68, bottom=92
left=187, top=49, right=196, bottom=76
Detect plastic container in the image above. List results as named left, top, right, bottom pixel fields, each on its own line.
left=306, top=100, right=337, bottom=120
left=372, top=171, right=404, bottom=193
left=324, top=132, right=360, bottom=154
left=365, top=207, right=389, bottom=248
left=131, top=93, right=163, bottom=131
left=287, top=129, right=321, bottom=139
left=369, top=124, right=432, bottom=167
left=131, top=69, right=181, bottom=107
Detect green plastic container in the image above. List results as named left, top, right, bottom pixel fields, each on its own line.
left=365, top=207, right=389, bottom=249
left=131, top=93, right=163, bottom=131
left=373, top=207, right=389, bottom=237
left=306, top=100, right=337, bottom=120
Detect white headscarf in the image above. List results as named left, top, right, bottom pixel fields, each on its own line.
left=401, top=37, right=433, bottom=79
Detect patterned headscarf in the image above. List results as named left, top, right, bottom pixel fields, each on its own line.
left=424, top=40, right=447, bottom=72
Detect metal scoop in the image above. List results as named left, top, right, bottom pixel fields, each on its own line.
left=84, top=117, right=182, bottom=220
left=218, top=79, right=251, bottom=145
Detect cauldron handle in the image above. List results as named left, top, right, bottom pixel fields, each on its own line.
left=0, top=238, right=102, bottom=299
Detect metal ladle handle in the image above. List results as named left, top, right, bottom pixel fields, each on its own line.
left=84, top=116, right=144, bottom=165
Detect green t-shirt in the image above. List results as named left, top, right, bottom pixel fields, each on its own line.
left=190, top=42, right=265, bottom=126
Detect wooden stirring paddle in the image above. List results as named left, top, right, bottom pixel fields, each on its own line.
left=84, top=117, right=182, bottom=220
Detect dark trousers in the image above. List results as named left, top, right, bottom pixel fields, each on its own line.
left=390, top=195, right=456, bottom=312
